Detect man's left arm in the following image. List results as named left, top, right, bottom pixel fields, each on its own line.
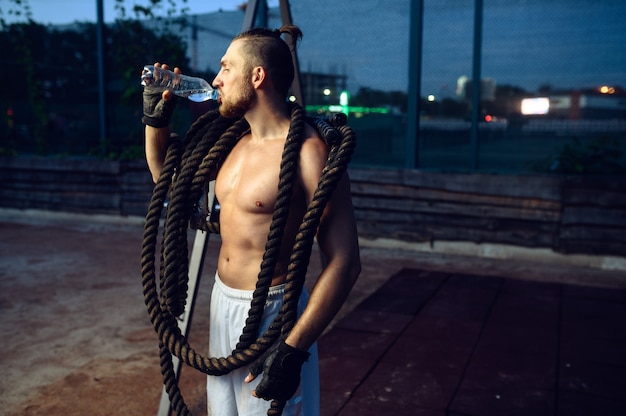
left=284, top=169, right=362, bottom=351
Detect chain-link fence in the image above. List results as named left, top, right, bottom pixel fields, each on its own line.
left=2, top=0, right=625, bottom=173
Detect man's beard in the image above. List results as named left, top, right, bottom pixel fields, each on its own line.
left=219, top=78, right=255, bottom=119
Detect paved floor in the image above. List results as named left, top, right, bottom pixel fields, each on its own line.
left=318, top=269, right=626, bottom=416
left=1, top=209, right=625, bottom=416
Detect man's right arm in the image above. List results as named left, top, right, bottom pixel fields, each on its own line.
left=145, top=125, right=170, bottom=183
left=142, top=63, right=179, bottom=183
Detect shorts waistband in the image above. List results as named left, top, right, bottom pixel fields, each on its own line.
left=214, top=271, right=285, bottom=302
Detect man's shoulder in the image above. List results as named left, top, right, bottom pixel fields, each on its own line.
left=297, top=125, right=329, bottom=188
left=300, top=124, right=327, bottom=153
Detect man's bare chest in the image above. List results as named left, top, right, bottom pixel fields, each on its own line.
left=215, top=139, right=285, bottom=212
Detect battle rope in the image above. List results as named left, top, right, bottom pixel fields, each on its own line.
left=140, top=103, right=356, bottom=416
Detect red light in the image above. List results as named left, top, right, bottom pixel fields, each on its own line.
left=484, top=114, right=493, bottom=122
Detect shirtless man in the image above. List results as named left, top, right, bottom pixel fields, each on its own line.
left=143, top=26, right=361, bottom=416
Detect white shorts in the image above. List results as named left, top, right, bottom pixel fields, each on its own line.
left=207, top=272, right=320, bottom=416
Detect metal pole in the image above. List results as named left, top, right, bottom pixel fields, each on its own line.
left=469, top=0, right=483, bottom=170
left=192, top=15, right=198, bottom=71
left=96, top=0, right=107, bottom=153
left=241, top=0, right=261, bottom=31
left=256, top=0, right=268, bottom=27
left=279, top=0, right=304, bottom=106
left=406, top=0, right=424, bottom=169
left=156, top=222, right=210, bottom=416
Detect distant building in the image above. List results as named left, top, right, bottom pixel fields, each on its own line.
left=456, top=76, right=497, bottom=102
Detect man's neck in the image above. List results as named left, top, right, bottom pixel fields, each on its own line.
left=244, top=98, right=291, bottom=142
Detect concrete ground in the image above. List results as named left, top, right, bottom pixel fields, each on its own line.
left=1, top=209, right=624, bottom=416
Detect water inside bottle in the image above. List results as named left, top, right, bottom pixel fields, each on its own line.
left=187, top=90, right=219, bottom=102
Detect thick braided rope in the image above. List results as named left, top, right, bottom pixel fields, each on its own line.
left=140, top=106, right=355, bottom=416
left=161, top=110, right=239, bottom=316
left=141, top=111, right=242, bottom=416
left=159, top=104, right=304, bottom=362
left=277, top=118, right=356, bottom=336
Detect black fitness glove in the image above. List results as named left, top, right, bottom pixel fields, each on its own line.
left=250, top=339, right=310, bottom=401
left=141, top=87, right=177, bottom=128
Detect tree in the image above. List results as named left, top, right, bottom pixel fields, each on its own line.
left=0, top=0, right=191, bottom=156
left=0, top=0, right=33, bottom=27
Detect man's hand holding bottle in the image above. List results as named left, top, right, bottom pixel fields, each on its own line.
left=141, top=62, right=178, bottom=128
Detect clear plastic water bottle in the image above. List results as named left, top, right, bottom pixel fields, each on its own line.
left=141, top=65, right=219, bottom=102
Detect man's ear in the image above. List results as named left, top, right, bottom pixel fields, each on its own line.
left=252, top=66, right=266, bottom=88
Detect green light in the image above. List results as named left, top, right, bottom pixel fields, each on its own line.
left=305, top=105, right=390, bottom=115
